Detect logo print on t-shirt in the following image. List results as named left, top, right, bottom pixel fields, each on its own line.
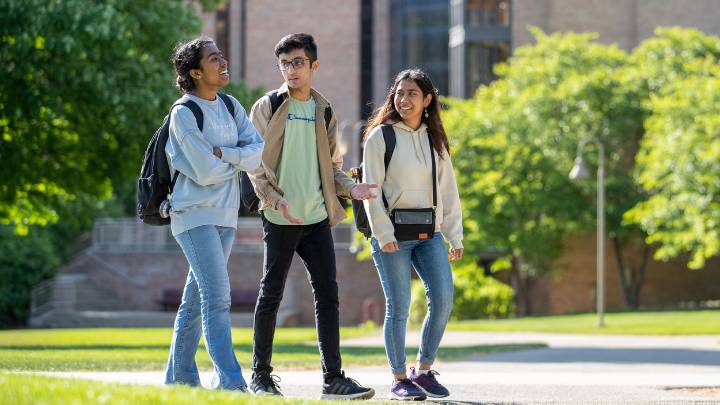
left=287, top=113, right=315, bottom=123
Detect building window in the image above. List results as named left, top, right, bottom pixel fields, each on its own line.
left=449, top=0, right=511, bottom=97
left=466, top=40, right=509, bottom=95
left=466, top=0, right=510, bottom=27
left=391, top=0, right=450, bottom=95
left=215, top=3, right=230, bottom=64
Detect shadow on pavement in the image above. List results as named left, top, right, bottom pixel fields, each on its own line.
left=428, top=401, right=522, bottom=405
left=473, top=347, right=720, bottom=367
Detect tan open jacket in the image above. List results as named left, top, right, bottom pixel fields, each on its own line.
left=247, top=83, right=355, bottom=227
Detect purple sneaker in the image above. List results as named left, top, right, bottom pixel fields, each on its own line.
left=409, top=367, right=450, bottom=398
left=390, top=378, right=427, bottom=401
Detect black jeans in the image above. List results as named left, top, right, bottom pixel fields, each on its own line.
left=252, top=216, right=342, bottom=380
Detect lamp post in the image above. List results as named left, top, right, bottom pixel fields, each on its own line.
left=569, top=139, right=605, bottom=328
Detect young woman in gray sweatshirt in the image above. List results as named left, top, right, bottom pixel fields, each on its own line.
left=163, top=37, right=263, bottom=391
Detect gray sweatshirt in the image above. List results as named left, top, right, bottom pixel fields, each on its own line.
left=165, top=93, right=264, bottom=236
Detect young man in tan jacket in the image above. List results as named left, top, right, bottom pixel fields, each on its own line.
left=246, top=33, right=377, bottom=400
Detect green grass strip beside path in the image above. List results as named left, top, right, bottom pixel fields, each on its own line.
left=447, top=309, right=720, bottom=335
left=0, top=327, right=543, bottom=371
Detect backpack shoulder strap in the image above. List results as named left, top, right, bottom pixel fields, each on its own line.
left=172, top=99, right=203, bottom=132
left=267, top=89, right=287, bottom=117
left=217, top=92, right=235, bottom=118
left=267, top=89, right=330, bottom=133
left=168, top=99, right=203, bottom=190
left=379, top=124, right=396, bottom=208
left=380, top=124, right=396, bottom=170
left=324, top=105, right=332, bottom=133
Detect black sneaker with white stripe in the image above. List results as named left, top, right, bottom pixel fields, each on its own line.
left=249, top=372, right=282, bottom=396
left=320, top=371, right=375, bottom=400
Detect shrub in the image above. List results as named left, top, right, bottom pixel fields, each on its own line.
left=410, top=262, right=515, bottom=324
left=0, top=226, right=60, bottom=327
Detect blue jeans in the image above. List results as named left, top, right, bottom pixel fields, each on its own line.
left=370, top=233, right=454, bottom=374
left=165, top=225, right=246, bottom=390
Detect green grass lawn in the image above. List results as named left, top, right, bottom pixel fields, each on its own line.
left=447, top=309, right=720, bottom=335
left=0, top=327, right=542, bottom=371
left=0, top=372, right=324, bottom=405
left=4, top=309, right=710, bottom=373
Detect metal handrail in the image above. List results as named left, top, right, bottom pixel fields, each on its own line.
left=30, top=278, right=56, bottom=317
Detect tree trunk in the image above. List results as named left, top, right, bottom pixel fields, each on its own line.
left=611, top=234, right=649, bottom=310
left=510, top=255, right=533, bottom=316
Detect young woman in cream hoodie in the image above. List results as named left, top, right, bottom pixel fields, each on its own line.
left=362, top=69, right=463, bottom=401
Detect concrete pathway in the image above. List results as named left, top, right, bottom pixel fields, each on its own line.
left=35, top=331, right=720, bottom=404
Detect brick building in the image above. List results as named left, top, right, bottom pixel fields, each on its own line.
left=201, top=0, right=720, bottom=164
left=513, top=0, right=720, bottom=51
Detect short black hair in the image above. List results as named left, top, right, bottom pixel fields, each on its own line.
left=173, top=36, right=214, bottom=93
left=274, top=33, right=318, bottom=61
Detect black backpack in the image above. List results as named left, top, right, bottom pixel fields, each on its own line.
left=240, top=89, right=333, bottom=212
left=350, top=125, right=396, bottom=238
left=137, top=93, right=235, bottom=225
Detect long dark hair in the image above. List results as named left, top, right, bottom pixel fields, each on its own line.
left=364, top=69, right=450, bottom=157
left=172, top=36, right=214, bottom=93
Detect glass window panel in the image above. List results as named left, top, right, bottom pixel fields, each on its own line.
left=215, top=4, right=230, bottom=62
left=403, top=31, right=449, bottom=65
left=466, top=40, right=509, bottom=95
left=466, top=0, right=510, bottom=27
left=393, top=0, right=450, bottom=94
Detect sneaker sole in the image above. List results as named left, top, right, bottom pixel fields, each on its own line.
left=319, top=388, right=375, bottom=401
left=413, top=383, right=449, bottom=399
left=389, top=392, right=427, bottom=401
left=250, top=391, right=283, bottom=397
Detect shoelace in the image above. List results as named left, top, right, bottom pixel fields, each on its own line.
left=394, top=378, right=417, bottom=393
left=339, top=376, right=361, bottom=387
left=261, top=374, right=282, bottom=391
left=423, top=370, right=440, bottom=383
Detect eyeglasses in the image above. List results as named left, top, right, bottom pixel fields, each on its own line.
left=277, top=57, right=311, bottom=71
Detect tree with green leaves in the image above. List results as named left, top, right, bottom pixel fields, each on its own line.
left=446, top=27, right=720, bottom=313
left=0, top=0, right=258, bottom=234
left=444, top=28, right=648, bottom=313
left=624, top=28, right=720, bottom=270
left=0, top=0, right=265, bottom=327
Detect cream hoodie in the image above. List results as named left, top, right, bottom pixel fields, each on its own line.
left=362, top=121, right=463, bottom=249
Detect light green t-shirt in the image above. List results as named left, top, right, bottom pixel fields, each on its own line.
left=264, top=96, right=328, bottom=225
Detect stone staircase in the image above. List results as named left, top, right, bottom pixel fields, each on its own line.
left=73, top=275, right=126, bottom=311
left=29, top=273, right=255, bottom=328
left=29, top=217, right=378, bottom=328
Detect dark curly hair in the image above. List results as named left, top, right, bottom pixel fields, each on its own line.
left=173, top=36, right=214, bottom=93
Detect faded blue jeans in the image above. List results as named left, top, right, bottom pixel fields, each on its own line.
left=165, top=225, right=246, bottom=390
left=370, top=233, right=454, bottom=374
